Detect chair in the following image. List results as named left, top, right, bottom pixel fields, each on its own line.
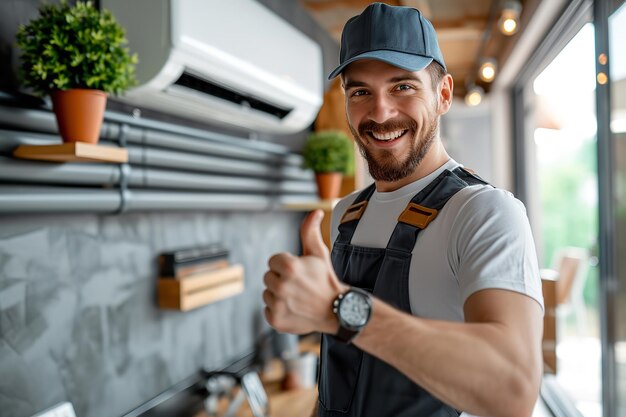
left=552, top=247, right=590, bottom=337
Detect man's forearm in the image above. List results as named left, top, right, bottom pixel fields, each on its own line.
left=352, top=297, right=543, bottom=417
left=310, top=399, right=318, bottom=417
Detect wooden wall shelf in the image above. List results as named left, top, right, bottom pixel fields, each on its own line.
left=157, top=264, right=245, bottom=311
left=13, top=143, right=128, bottom=163
left=282, top=199, right=339, bottom=212
left=283, top=200, right=340, bottom=249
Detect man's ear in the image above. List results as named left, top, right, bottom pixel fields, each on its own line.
left=438, top=74, right=454, bottom=115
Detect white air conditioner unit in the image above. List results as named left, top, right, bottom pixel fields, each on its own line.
left=101, top=0, right=323, bottom=133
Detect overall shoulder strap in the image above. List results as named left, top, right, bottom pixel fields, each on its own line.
left=335, top=183, right=376, bottom=244
left=453, top=166, right=490, bottom=187
left=386, top=167, right=491, bottom=253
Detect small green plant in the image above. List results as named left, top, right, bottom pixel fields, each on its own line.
left=302, top=130, right=354, bottom=174
left=16, top=0, right=137, bottom=96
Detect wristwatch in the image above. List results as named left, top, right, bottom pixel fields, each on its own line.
left=332, top=287, right=372, bottom=343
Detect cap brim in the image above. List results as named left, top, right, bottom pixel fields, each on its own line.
left=328, top=50, right=434, bottom=80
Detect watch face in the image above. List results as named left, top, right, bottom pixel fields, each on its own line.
left=339, top=291, right=370, bottom=327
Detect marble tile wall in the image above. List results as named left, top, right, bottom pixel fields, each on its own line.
left=0, top=211, right=302, bottom=417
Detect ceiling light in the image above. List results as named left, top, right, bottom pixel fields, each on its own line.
left=498, top=0, right=522, bottom=36
left=479, top=58, right=497, bottom=83
left=465, top=85, right=484, bottom=107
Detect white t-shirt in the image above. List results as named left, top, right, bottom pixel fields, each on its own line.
left=330, top=159, right=544, bottom=321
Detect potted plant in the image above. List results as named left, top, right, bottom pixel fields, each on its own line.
left=16, top=1, right=137, bottom=144
left=302, top=130, right=354, bottom=200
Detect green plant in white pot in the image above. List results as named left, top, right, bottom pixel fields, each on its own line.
left=16, top=1, right=137, bottom=144
left=302, top=130, right=354, bottom=200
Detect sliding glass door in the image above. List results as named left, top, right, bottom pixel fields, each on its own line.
left=529, top=21, right=602, bottom=417
left=607, top=2, right=626, bottom=414
left=513, top=0, right=626, bottom=415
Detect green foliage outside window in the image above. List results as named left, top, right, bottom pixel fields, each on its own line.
left=16, top=0, right=137, bottom=96
left=539, top=138, right=599, bottom=307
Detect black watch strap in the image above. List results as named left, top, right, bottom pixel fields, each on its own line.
left=335, top=326, right=359, bottom=343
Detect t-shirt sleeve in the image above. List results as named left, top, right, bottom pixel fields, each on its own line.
left=448, top=187, right=544, bottom=311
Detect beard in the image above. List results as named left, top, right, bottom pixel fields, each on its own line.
left=349, top=114, right=439, bottom=183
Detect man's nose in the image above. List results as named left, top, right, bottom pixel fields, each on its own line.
left=368, top=94, right=398, bottom=124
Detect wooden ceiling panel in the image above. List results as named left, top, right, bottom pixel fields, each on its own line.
left=425, top=0, right=492, bottom=21
left=306, top=7, right=360, bottom=37
left=303, top=0, right=401, bottom=12
left=300, top=0, right=533, bottom=97
left=440, top=39, right=481, bottom=68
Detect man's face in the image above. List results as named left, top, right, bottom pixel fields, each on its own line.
left=342, top=60, right=444, bottom=183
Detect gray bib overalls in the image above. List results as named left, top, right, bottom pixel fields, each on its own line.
left=318, top=167, right=488, bottom=417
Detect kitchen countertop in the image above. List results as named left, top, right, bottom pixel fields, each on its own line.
left=197, top=335, right=320, bottom=417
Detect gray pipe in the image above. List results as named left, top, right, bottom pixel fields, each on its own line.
left=0, top=185, right=121, bottom=213
left=0, top=106, right=57, bottom=136
left=102, top=106, right=297, bottom=156
left=0, top=156, right=120, bottom=185
left=0, top=186, right=283, bottom=213
left=118, top=124, right=304, bottom=166
left=0, top=156, right=316, bottom=194
left=129, top=168, right=316, bottom=194
left=0, top=104, right=319, bottom=214
left=129, top=147, right=311, bottom=180
left=0, top=129, right=312, bottom=181
left=0, top=106, right=303, bottom=165
left=0, top=129, right=60, bottom=151
left=126, top=191, right=272, bottom=211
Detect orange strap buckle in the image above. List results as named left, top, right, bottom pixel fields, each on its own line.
left=398, top=203, right=438, bottom=229
left=340, top=201, right=368, bottom=224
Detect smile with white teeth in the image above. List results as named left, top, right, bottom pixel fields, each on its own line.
left=370, top=130, right=407, bottom=141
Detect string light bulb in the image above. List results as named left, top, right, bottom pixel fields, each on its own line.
left=465, top=85, right=484, bottom=107
left=479, top=58, right=497, bottom=83
left=498, top=0, right=522, bottom=36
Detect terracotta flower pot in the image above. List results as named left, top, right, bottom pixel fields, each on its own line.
left=51, top=89, right=107, bottom=143
left=315, top=172, right=343, bottom=200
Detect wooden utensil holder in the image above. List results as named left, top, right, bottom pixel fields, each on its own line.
left=157, top=264, right=244, bottom=311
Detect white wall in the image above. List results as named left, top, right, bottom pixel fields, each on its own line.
left=441, top=98, right=495, bottom=183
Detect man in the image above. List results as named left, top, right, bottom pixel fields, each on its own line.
left=263, top=3, right=544, bottom=417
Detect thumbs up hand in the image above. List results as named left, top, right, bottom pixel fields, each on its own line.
left=263, top=210, right=348, bottom=335
left=300, top=209, right=331, bottom=261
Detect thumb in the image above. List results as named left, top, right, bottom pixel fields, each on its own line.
left=301, top=209, right=331, bottom=261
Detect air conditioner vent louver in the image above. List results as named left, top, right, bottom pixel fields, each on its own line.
left=174, top=72, right=291, bottom=120
left=100, top=0, right=323, bottom=133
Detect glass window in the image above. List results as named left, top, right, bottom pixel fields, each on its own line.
left=528, top=23, right=602, bottom=417
left=608, top=2, right=626, bottom=414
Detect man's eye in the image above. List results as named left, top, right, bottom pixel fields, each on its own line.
left=352, top=90, right=368, bottom=97
left=396, top=84, right=413, bottom=91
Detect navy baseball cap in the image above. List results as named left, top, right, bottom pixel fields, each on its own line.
left=328, top=3, right=446, bottom=79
